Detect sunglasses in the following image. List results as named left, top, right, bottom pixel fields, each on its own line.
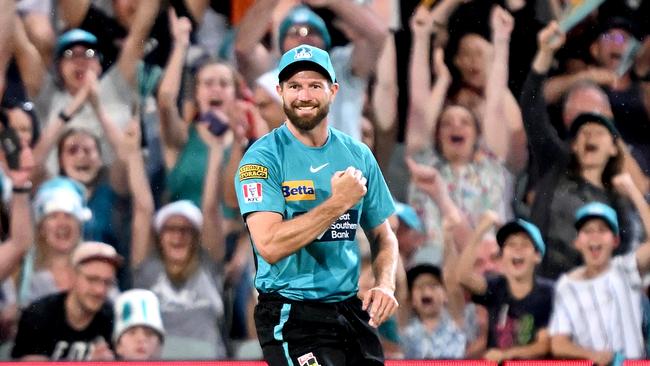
left=62, top=48, right=98, bottom=60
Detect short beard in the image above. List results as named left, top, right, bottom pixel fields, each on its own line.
left=283, top=102, right=329, bottom=131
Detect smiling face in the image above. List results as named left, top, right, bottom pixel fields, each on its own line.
left=571, top=122, right=618, bottom=170
left=500, top=232, right=540, bottom=281
left=410, top=273, right=446, bottom=319
left=72, top=260, right=116, bottom=315
left=575, top=218, right=618, bottom=272
left=195, top=63, right=237, bottom=115
left=436, top=105, right=479, bottom=163
left=58, top=45, right=101, bottom=95
left=453, top=34, right=490, bottom=90
left=40, top=211, right=81, bottom=255
left=158, top=215, right=198, bottom=266
left=59, top=131, right=102, bottom=185
left=278, top=69, right=338, bottom=131
left=591, top=28, right=633, bottom=71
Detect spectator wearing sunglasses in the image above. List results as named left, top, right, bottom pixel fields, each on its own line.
left=13, top=1, right=159, bottom=175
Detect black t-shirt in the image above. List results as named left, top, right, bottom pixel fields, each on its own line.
left=471, top=275, right=554, bottom=348
left=11, top=292, right=114, bottom=360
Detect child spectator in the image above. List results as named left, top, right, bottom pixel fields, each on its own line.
left=550, top=176, right=650, bottom=363
left=401, top=264, right=467, bottom=359
left=113, top=289, right=165, bottom=360
left=458, top=213, right=553, bottom=362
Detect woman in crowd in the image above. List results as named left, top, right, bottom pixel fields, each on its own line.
left=405, top=6, right=518, bottom=264
left=128, top=116, right=228, bottom=359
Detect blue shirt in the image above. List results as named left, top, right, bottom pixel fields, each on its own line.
left=235, top=124, right=394, bottom=302
left=401, top=310, right=467, bottom=359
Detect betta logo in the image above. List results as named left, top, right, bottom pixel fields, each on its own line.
left=282, top=180, right=316, bottom=201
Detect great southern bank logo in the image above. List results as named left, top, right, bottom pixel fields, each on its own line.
left=282, top=180, right=316, bottom=201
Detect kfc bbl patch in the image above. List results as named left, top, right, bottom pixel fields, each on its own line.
left=242, top=183, right=263, bottom=203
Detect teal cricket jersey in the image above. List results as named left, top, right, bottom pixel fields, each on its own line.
left=235, top=124, right=395, bottom=302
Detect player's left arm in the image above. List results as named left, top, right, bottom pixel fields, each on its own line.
left=364, top=220, right=399, bottom=328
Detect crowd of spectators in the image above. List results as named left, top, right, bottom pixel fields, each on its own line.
left=0, top=0, right=648, bottom=362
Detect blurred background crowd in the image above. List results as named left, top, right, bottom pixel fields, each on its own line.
left=0, top=0, right=648, bottom=362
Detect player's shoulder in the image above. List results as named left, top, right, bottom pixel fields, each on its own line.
left=242, top=126, right=286, bottom=162
left=329, top=128, right=373, bottom=156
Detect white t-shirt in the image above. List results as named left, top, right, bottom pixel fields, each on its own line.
left=549, top=252, right=646, bottom=358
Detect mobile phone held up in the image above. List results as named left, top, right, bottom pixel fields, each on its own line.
left=200, top=111, right=229, bottom=137
left=0, top=127, right=21, bottom=170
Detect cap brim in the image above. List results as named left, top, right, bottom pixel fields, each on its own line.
left=406, top=264, right=442, bottom=290
left=574, top=215, right=617, bottom=234
left=278, top=61, right=333, bottom=83
left=496, top=222, right=525, bottom=247
left=56, top=41, right=97, bottom=59
left=76, top=254, right=124, bottom=269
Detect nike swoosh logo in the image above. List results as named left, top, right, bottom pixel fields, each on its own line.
left=309, top=163, right=329, bottom=173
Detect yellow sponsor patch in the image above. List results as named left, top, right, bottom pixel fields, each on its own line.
left=282, top=180, right=316, bottom=201
left=239, top=164, right=268, bottom=181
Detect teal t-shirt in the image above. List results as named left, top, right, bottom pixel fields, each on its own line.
left=235, top=124, right=395, bottom=302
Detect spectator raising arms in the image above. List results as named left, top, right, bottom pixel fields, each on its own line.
left=549, top=176, right=650, bottom=363
left=458, top=212, right=553, bottom=362
left=405, top=6, right=518, bottom=266
left=128, top=116, right=228, bottom=359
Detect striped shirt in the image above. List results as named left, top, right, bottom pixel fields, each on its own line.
left=549, top=253, right=645, bottom=358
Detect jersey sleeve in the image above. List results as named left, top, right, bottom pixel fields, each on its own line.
left=235, top=146, right=285, bottom=219
left=359, top=146, right=395, bottom=230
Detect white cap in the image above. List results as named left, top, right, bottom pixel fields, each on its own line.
left=113, top=289, right=165, bottom=343
left=71, top=241, right=123, bottom=268
left=153, top=200, right=202, bottom=233
left=33, top=177, right=92, bottom=223
left=256, top=72, right=282, bottom=104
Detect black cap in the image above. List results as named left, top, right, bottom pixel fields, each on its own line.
left=569, top=112, right=619, bottom=139
left=406, top=264, right=442, bottom=291
left=597, top=16, right=643, bottom=41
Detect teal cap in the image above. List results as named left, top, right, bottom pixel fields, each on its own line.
left=496, top=219, right=546, bottom=256
left=575, top=202, right=619, bottom=235
left=278, top=5, right=331, bottom=50
left=394, top=202, right=424, bottom=232
left=55, top=29, right=98, bottom=59
left=278, top=44, right=336, bottom=83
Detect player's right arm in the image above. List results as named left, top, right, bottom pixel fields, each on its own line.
left=246, top=167, right=367, bottom=264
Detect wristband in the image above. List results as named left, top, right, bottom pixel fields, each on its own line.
left=12, top=181, right=32, bottom=194
left=59, top=110, right=73, bottom=123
